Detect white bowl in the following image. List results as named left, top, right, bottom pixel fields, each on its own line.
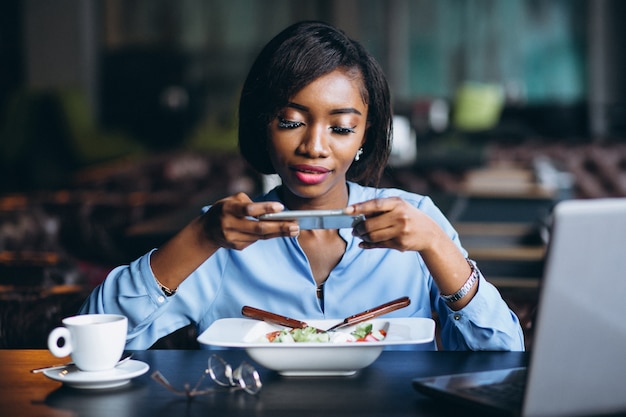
left=197, top=317, right=435, bottom=376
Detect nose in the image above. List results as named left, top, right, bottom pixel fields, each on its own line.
left=297, top=124, right=330, bottom=158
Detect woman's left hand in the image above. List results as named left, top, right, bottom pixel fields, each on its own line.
left=347, top=197, right=477, bottom=309
left=346, top=197, right=442, bottom=252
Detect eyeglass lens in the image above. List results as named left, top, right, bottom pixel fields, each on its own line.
left=233, top=362, right=262, bottom=394
left=208, top=354, right=262, bottom=395
left=208, top=354, right=233, bottom=386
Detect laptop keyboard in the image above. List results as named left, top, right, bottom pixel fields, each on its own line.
left=459, top=379, right=525, bottom=408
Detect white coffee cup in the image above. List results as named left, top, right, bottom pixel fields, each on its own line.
left=47, top=314, right=128, bottom=372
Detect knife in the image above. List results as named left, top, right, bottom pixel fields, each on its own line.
left=241, top=306, right=324, bottom=332
left=325, top=296, right=411, bottom=332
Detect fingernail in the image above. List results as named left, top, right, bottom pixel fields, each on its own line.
left=289, top=225, right=300, bottom=237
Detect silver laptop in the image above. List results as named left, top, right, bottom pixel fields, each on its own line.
left=413, top=198, right=626, bottom=417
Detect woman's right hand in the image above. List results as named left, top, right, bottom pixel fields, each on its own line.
left=202, top=192, right=300, bottom=250
left=151, top=192, right=299, bottom=289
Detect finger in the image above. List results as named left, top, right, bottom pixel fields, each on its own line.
left=219, top=221, right=298, bottom=250
left=346, top=197, right=399, bottom=218
left=249, top=217, right=300, bottom=239
left=215, top=193, right=254, bottom=218
left=352, top=207, right=394, bottom=237
left=354, top=222, right=395, bottom=243
left=358, top=238, right=402, bottom=251
left=245, top=201, right=286, bottom=218
left=203, top=200, right=286, bottom=248
left=224, top=200, right=284, bottom=219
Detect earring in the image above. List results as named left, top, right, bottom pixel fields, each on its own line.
left=355, top=148, right=364, bottom=161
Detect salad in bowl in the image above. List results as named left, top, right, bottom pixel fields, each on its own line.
left=197, top=318, right=435, bottom=376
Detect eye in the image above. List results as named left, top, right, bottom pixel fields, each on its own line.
left=277, top=118, right=303, bottom=129
left=331, top=126, right=357, bottom=135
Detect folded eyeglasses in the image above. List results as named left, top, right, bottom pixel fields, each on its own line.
left=152, top=354, right=262, bottom=397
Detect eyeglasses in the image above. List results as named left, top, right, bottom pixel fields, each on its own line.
left=151, top=354, right=262, bottom=398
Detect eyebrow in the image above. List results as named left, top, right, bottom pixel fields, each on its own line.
left=286, top=102, right=362, bottom=116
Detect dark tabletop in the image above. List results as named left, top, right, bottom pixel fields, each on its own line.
left=2, top=349, right=527, bottom=417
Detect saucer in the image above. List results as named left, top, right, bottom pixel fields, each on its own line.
left=42, top=360, right=150, bottom=389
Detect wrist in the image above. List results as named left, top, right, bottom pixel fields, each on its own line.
left=192, top=216, right=222, bottom=253
left=440, top=259, right=479, bottom=304
left=154, top=274, right=177, bottom=296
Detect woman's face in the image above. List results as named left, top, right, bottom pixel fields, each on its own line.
left=268, top=69, right=368, bottom=208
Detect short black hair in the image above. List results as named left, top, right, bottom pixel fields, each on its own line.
left=238, top=21, right=392, bottom=186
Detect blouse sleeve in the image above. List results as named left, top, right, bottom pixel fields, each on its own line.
left=413, top=194, right=525, bottom=351
left=78, top=249, right=189, bottom=349
left=432, top=273, right=526, bottom=351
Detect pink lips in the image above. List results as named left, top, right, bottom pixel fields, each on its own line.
left=290, top=164, right=331, bottom=185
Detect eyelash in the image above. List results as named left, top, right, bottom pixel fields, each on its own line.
left=332, top=126, right=356, bottom=135
left=277, top=118, right=356, bottom=135
left=277, top=118, right=303, bottom=129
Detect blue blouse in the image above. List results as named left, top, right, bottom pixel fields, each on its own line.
left=79, top=182, right=525, bottom=351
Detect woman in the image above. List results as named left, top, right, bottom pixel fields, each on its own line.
left=80, top=21, right=524, bottom=351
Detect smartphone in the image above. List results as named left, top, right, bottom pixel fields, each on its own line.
left=258, top=209, right=365, bottom=230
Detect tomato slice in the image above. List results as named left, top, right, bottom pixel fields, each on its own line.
left=266, top=330, right=282, bottom=342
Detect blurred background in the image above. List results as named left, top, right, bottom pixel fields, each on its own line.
left=1, top=0, right=625, bottom=349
